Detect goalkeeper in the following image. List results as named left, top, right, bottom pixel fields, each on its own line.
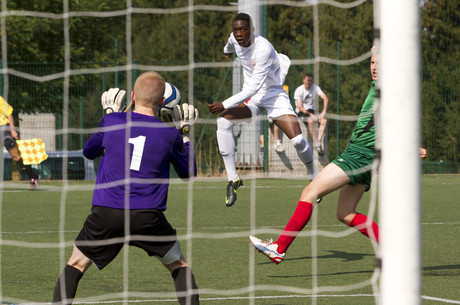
left=0, top=96, right=39, bottom=189
left=52, top=72, right=200, bottom=305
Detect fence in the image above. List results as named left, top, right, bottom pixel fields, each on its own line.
left=1, top=59, right=459, bottom=180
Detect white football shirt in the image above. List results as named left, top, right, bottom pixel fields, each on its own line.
left=294, top=83, right=324, bottom=112
left=222, top=33, right=289, bottom=109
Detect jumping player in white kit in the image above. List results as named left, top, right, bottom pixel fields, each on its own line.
left=208, top=13, right=316, bottom=207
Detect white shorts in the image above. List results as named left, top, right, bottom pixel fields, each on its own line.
left=243, top=86, right=297, bottom=119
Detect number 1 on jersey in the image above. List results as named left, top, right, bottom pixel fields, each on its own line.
left=128, top=135, right=146, bottom=171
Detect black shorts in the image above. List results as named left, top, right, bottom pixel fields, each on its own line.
left=75, top=206, right=178, bottom=270
left=297, top=109, right=315, bottom=122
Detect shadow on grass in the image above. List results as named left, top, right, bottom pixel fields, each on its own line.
left=259, top=250, right=376, bottom=278
left=257, top=249, right=374, bottom=266
left=274, top=150, right=294, bottom=170
left=423, top=264, right=460, bottom=276
left=269, top=269, right=374, bottom=278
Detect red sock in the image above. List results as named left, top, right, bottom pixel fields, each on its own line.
left=349, top=213, right=379, bottom=242
left=276, top=201, right=314, bottom=253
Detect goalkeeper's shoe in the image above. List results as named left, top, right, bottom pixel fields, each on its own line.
left=249, top=236, right=285, bottom=264
left=225, top=177, right=243, bottom=207
left=30, top=175, right=39, bottom=190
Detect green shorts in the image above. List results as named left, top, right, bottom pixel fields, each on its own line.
left=332, top=144, right=376, bottom=191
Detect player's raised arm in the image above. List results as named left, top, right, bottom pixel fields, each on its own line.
left=84, top=88, right=125, bottom=159
left=83, top=118, right=105, bottom=160
left=171, top=103, right=198, bottom=178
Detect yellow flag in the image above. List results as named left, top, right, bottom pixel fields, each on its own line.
left=16, top=138, right=48, bottom=165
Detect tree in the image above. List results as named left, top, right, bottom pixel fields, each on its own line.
left=420, top=0, right=460, bottom=165
left=421, top=0, right=460, bottom=65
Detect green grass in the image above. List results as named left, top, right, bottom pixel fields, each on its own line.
left=1, top=175, right=459, bottom=304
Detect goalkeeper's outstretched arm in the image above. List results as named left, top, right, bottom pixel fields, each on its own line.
left=171, top=103, right=199, bottom=179
left=174, top=103, right=199, bottom=143
left=101, top=88, right=126, bottom=114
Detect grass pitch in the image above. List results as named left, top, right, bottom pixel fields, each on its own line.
left=1, top=175, right=459, bottom=304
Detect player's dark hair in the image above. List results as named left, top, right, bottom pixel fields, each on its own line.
left=233, top=12, right=251, bottom=24
left=305, top=73, right=314, bottom=79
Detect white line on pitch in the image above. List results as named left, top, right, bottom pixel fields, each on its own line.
left=9, top=294, right=460, bottom=305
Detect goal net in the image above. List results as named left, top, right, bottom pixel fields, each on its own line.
left=0, top=1, right=421, bottom=305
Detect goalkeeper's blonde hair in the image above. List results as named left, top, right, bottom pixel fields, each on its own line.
left=133, top=71, right=165, bottom=108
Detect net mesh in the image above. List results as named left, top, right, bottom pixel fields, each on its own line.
left=0, top=1, right=384, bottom=304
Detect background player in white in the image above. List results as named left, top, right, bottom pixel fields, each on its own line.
left=208, top=13, right=315, bottom=207
left=294, top=73, right=329, bottom=155
left=52, top=72, right=200, bottom=305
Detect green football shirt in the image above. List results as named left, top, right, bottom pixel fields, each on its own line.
left=348, top=81, right=377, bottom=152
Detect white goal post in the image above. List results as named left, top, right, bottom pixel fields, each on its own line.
left=378, top=1, right=422, bottom=305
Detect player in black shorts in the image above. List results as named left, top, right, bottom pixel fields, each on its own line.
left=52, top=72, right=200, bottom=305
left=294, top=73, right=329, bottom=155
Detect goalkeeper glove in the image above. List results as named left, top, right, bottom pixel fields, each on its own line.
left=174, top=103, right=199, bottom=143
left=101, top=88, right=126, bottom=114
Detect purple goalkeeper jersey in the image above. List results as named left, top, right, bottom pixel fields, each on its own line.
left=83, top=112, right=196, bottom=211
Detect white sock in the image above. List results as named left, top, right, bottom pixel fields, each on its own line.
left=216, top=117, right=239, bottom=181
left=290, top=134, right=314, bottom=170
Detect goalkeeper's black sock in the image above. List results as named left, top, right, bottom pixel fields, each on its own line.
left=52, top=265, right=84, bottom=305
left=171, top=266, right=200, bottom=305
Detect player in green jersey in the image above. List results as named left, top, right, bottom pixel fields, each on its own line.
left=249, top=47, right=381, bottom=264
